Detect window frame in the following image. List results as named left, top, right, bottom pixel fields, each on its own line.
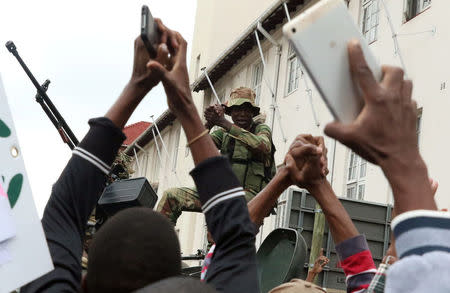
left=252, top=60, right=263, bottom=105
left=286, top=44, right=302, bottom=95
left=346, top=151, right=367, bottom=200
left=361, top=0, right=380, bottom=44
left=403, top=0, right=432, bottom=22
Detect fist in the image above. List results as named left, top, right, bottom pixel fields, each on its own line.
left=284, top=135, right=328, bottom=189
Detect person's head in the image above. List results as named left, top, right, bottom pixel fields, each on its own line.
left=85, top=207, right=181, bottom=293
left=225, top=87, right=260, bottom=130
left=133, top=276, right=217, bottom=293
left=269, top=279, right=326, bottom=293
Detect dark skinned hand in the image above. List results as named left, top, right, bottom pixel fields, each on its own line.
left=324, top=40, right=417, bottom=167
left=204, top=104, right=226, bottom=127
left=130, top=18, right=178, bottom=93
left=284, top=134, right=329, bottom=189
left=311, top=248, right=330, bottom=274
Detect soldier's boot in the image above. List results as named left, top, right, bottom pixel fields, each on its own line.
left=156, top=187, right=202, bottom=225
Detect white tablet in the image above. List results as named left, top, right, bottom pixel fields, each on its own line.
left=283, top=0, right=382, bottom=123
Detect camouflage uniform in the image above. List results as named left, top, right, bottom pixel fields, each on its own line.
left=157, top=87, right=276, bottom=224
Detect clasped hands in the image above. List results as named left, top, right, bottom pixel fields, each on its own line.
left=204, top=104, right=227, bottom=129
left=282, top=134, right=329, bottom=191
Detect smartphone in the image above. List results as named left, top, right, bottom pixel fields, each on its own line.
left=282, top=0, right=382, bottom=123
left=141, top=5, right=160, bottom=58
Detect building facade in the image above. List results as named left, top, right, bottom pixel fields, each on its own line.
left=129, top=0, right=449, bottom=256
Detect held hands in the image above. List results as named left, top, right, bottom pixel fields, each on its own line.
left=283, top=134, right=329, bottom=190
left=325, top=40, right=418, bottom=168
left=130, top=19, right=178, bottom=94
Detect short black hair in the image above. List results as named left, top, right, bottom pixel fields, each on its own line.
left=133, top=276, right=217, bottom=293
left=87, top=207, right=181, bottom=293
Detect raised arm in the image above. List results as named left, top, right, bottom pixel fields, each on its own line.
left=22, top=20, right=176, bottom=292
left=324, top=41, right=447, bottom=292
left=284, top=135, right=376, bottom=292
left=247, top=134, right=327, bottom=228
left=148, top=32, right=259, bottom=293
left=324, top=40, right=436, bottom=215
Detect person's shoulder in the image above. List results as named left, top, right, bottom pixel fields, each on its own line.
left=255, top=123, right=272, bottom=133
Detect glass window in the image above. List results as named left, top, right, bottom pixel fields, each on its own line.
left=346, top=151, right=367, bottom=200
left=358, top=185, right=365, bottom=200
left=404, top=0, right=432, bottom=22
left=362, top=0, right=379, bottom=43
left=287, top=44, right=302, bottom=94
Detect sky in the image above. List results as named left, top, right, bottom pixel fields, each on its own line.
left=0, top=0, right=197, bottom=216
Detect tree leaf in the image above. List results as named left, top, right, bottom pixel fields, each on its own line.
left=0, top=119, right=11, bottom=137
left=8, top=174, right=23, bottom=208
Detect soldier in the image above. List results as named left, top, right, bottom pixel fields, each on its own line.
left=157, top=87, right=276, bottom=224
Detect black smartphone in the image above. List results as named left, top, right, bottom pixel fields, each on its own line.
left=141, top=5, right=160, bottom=58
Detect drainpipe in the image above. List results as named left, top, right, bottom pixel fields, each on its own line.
left=271, top=44, right=282, bottom=133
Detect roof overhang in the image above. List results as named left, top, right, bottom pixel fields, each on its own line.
left=191, top=0, right=307, bottom=92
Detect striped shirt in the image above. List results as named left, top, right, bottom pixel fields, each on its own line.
left=385, top=210, right=450, bottom=293
left=335, top=235, right=377, bottom=293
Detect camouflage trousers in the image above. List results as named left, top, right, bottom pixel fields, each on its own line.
left=157, top=187, right=256, bottom=225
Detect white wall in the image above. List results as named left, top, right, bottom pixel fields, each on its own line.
left=135, top=0, right=449, bottom=255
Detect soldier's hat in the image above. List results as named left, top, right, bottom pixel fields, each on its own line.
left=224, top=87, right=260, bottom=117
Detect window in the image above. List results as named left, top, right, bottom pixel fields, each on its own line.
left=404, top=0, right=431, bottom=22
left=252, top=61, right=263, bottom=105
left=361, top=0, right=379, bottom=44
left=346, top=151, right=367, bottom=200
left=287, top=44, right=302, bottom=94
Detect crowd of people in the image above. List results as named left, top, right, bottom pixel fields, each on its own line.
left=20, top=18, right=449, bottom=293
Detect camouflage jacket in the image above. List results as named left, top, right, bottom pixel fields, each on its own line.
left=210, top=122, right=275, bottom=196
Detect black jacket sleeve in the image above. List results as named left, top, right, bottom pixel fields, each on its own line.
left=22, top=117, right=125, bottom=293
left=190, top=156, right=259, bottom=293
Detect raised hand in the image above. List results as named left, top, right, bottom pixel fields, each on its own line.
left=324, top=40, right=436, bottom=214
left=105, top=19, right=179, bottom=129
left=311, top=248, right=329, bottom=274
left=284, top=134, right=328, bottom=189
left=130, top=19, right=178, bottom=93
left=324, top=40, right=417, bottom=167
left=204, top=104, right=226, bottom=128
